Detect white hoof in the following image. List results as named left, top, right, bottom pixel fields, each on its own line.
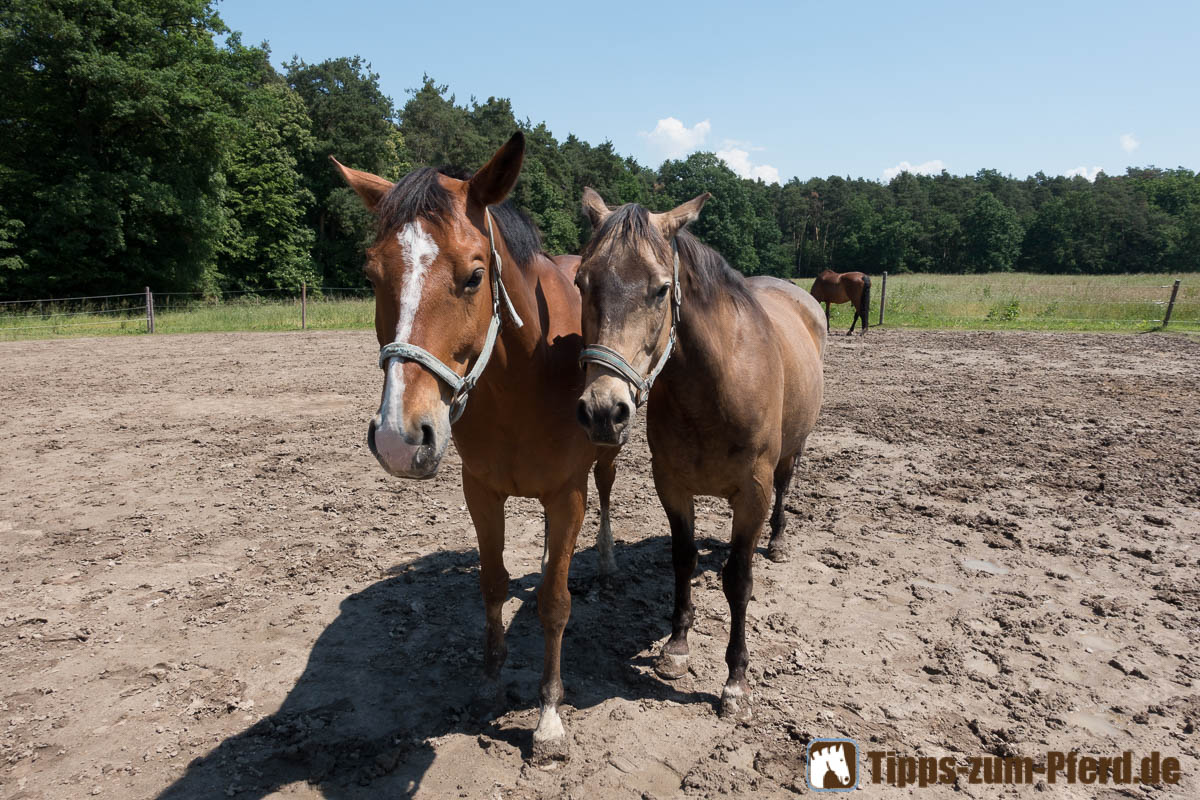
left=532, top=706, right=569, bottom=762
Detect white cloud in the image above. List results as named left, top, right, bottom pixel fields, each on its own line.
left=1120, top=133, right=1140, bottom=153
left=642, top=117, right=711, bottom=159
left=1065, top=166, right=1103, bottom=181
left=882, top=159, right=946, bottom=182
left=716, top=146, right=781, bottom=184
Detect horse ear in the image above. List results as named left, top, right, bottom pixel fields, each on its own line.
left=330, top=157, right=392, bottom=213
left=652, top=192, right=711, bottom=239
left=581, top=187, right=612, bottom=228
left=469, top=131, right=525, bottom=207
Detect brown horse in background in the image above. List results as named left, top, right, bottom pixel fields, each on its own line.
left=333, top=133, right=619, bottom=761
left=810, top=268, right=871, bottom=335
left=574, top=188, right=826, bottom=722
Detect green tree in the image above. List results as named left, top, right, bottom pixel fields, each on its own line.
left=0, top=0, right=238, bottom=297
left=286, top=56, right=407, bottom=286
left=963, top=192, right=1022, bottom=272
left=216, top=43, right=317, bottom=292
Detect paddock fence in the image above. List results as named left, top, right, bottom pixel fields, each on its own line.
left=2, top=278, right=1197, bottom=340
left=858, top=275, right=1197, bottom=331
left=0, top=284, right=374, bottom=340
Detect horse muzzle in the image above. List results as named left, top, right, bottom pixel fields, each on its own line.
left=576, top=381, right=633, bottom=447
left=367, top=414, right=447, bottom=479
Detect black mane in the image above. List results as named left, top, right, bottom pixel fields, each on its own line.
left=375, top=166, right=544, bottom=269
left=582, top=203, right=753, bottom=308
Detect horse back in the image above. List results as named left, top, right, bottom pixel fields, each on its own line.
left=748, top=277, right=827, bottom=358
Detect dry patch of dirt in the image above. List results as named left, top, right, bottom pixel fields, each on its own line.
left=1, top=329, right=1197, bottom=798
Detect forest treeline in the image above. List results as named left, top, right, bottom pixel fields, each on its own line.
left=2, top=1, right=1198, bottom=300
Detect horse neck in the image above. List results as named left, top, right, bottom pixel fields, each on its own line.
left=660, top=290, right=742, bottom=397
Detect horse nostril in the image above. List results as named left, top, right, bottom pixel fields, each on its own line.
left=612, top=401, right=631, bottom=425
left=576, top=399, right=592, bottom=428
left=420, top=423, right=435, bottom=448
left=367, top=420, right=379, bottom=455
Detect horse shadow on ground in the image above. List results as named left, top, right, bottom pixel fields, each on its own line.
left=156, top=534, right=733, bottom=799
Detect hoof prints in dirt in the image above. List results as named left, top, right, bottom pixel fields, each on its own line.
left=1, top=329, right=1198, bottom=799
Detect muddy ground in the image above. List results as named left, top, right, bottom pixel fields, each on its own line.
left=1, top=328, right=1197, bottom=799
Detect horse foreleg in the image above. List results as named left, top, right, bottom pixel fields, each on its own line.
left=824, top=302, right=831, bottom=332
left=532, top=482, right=586, bottom=762
left=720, top=473, right=771, bottom=722
left=766, top=451, right=800, bottom=563
left=593, top=452, right=618, bottom=578
left=463, top=470, right=509, bottom=708
left=653, top=481, right=696, bottom=680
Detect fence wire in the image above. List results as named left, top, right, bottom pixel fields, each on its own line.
left=3, top=283, right=1196, bottom=339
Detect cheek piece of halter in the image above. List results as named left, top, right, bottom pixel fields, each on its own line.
left=578, top=239, right=681, bottom=407
left=376, top=207, right=524, bottom=424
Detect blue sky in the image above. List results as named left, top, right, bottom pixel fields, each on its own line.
left=218, top=0, right=1199, bottom=185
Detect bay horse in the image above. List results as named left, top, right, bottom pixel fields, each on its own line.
left=810, top=268, right=871, bottom=335
left=574, top=188, right=826, bottom=720
left=333, top=133, right=620, bottom=761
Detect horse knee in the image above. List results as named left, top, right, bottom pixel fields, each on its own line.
left=537, top=585, right=571, bottom=632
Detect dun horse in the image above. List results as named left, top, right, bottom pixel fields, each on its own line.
left=810, top=268, right=871, bottom=335
left=574, top=188, right=825, bottom=720
left=334, top=133, right=619, bottom=760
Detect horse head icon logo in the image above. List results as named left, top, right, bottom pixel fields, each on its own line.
left=807, top=739, right=859, bottom=792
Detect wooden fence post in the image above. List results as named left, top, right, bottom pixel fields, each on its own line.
left=878, top=271, right=887, bottom=326
left=145, top=286, right=155, bottom=333
left=1162, top=279, right=1181, bottom=327
left=301, top=282, right=307, bottom=330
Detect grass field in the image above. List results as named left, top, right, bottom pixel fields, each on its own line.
left=2, top=275, right=1198, bottom=340
left=800, top=272, right=1200, bottom=333
left=0, top=294, right=375, bottom=340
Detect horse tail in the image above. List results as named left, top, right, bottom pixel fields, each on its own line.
left=860, top=274, right=871, bottom=332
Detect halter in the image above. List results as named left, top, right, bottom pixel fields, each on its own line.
left=377, top=207, right=523, bottom=424
left=578, top=239, right=681, bottom=407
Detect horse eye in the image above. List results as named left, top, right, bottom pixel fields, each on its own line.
left=655, top=283, right=670, bottom=301
left=465, top=268, right=484, bottom=291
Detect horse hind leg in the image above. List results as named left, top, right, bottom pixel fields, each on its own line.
left=766, top=452, right=800, bottom=563
left=593, top=453, right=618, bottom=579
left=654, top=492, right=697, bottom=680
left=720, top=477, right=771, bottom=721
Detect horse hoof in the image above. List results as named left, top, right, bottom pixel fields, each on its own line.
left=766, top=542, right=791, bottom=563
left=531, top=729, right=569, bottom=763
left=531, top=707, right=569, bottom=763
left=719, top=685, right=753, bottom=723
left=469, top=678, right=504, bottom=720
left=532, top=734, right=569, bottom=764
left=596, top=567, right=621, bottom=590
left=654, top=651, right=689, bottom=680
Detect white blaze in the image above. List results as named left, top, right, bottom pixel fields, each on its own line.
left=380, top=221, right=439, bottom=426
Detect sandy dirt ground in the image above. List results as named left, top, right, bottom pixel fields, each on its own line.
left=1, top=328, right=1198, bottom=799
